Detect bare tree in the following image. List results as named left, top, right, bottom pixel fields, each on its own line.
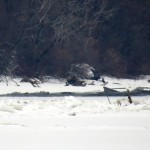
left=0, top=43, right=19, bottom=86
left=0, top=0, right=114, bottom=77
left=30, top=0, right=114, bottom=62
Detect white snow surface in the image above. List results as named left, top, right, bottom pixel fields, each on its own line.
left=0, top=76, right=150, bottom=150
left=0, top=75, right=149, bottom=94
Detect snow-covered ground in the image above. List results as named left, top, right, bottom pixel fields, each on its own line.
left=0, top=75, right=149, bottom=95
left=0, top=76, right=150, bottom=150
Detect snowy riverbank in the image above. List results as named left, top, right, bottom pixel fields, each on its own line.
left=0, top=76, right=150, bottom=150
left=0, top=75, right=150, bottom=96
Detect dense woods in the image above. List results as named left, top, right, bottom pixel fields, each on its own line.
left=0, top=0, right=149, bottom=78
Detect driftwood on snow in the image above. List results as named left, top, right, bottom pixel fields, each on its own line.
left=66, top=76, right=86, bottom=86
left=20, top=77, right=40, bottom=87
left=127, top=89, right=132, bottom=104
